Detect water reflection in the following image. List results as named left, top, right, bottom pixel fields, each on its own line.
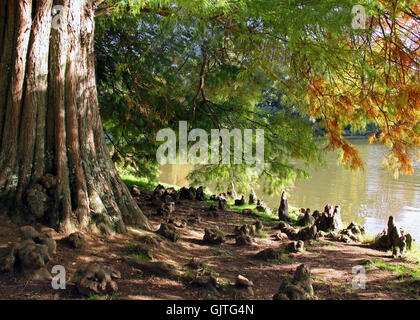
left=159, top=139, right=420, bottom=240
left=287, top=140, right=420, bottom=239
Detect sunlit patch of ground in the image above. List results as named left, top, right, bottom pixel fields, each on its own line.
left=0, top=199, right=419, bottom=300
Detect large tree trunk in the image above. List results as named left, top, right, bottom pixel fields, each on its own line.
left=0, top=0, right=151, bottom=233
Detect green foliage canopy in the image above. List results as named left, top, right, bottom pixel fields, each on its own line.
left=94, top=0, right=419, bottom=191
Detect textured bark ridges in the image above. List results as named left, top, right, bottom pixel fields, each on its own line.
left=0, top=0, right=150, bottom=233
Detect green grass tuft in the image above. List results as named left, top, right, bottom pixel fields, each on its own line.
left=125, top=241, right=151, bottom=261
left=119, top=170, right=180, bottom=194
left=372, top=259, right=420, bottom=281
left=255, top=231, right=270, bottom=238
left=361, top=232, right=382, bottom=245
left=132, top=253, right=151, bottom=261
left=404, top=242, right=420, bottom=264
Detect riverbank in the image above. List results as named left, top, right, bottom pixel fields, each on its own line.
left=157, top=138, right=420, bottom=241
left=0, top=181, right=419, bottom=300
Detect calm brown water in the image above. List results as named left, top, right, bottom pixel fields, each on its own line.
left=159, top=139, right=420, bottom=240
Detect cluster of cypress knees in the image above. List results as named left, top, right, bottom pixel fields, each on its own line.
left=0, top=183, right=414, bottom=299
left=137, top=184, right=414, bottom=259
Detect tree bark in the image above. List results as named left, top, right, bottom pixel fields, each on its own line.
left=0, top=0, right=151, bottom=234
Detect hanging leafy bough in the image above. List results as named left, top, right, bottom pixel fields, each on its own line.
left=294, top=1, right=420, bottom=178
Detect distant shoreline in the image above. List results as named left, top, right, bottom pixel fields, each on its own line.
left=343, top=135, right=369, bottom=140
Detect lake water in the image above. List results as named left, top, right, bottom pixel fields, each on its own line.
left=159, top=139, right=420, bottom=240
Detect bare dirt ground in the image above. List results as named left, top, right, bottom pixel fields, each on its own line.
left=0, top=197, right=419, bottom=300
